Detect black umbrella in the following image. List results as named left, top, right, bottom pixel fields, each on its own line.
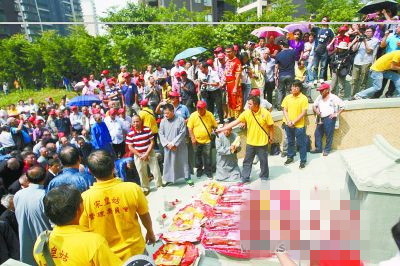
left=359, top=0, right=398, bottom=14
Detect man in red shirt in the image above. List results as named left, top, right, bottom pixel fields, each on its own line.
left=266, top=36, right=281, bottom=58
left=126, top=115, right=164, bottom=195
left=224, top=45, right=243, bottom=120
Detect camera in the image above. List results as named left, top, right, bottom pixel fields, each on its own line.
left=358, top=35, right=366, bottom=41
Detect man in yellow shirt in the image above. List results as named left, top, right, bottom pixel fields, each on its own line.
left=216, top=95, right=274, bottom=182
left=281, top=80, right=309, bottom=169
left=354, top=50, right=400, bottom=99
left=33, top=185, right=122, bottom=266
left=79, top=150, right=156, bottom=262
left=138, top=99, right=159, bottom=147
left=187, top=100, right=218, bottom=179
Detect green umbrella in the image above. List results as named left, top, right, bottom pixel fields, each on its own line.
left=358, top=0, right=398, bottom=14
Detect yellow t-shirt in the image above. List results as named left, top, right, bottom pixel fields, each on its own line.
left=281, top=93, right=309, bottom=128
left=139, top=107, right=158, bottom=134
left=238, top=108, right=274, bottom=146
left=80, top=178, right=149, bottom=262
left=295, top=66, right=306, bottom=81
left=187, top=111, right=218, bottom=144
left=161, top=85, right=172, bottom=100
left=33, top=225, right=122, bottom=266
left=371, top=50, right=400, bottom=72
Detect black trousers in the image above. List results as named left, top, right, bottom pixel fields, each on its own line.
left=264, top=81, right=275, bottom=106
left=205, top=89, right=224, bottom=123
left=113, top=143, right=125, bottom=158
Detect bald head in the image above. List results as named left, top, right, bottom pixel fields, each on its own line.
left=26, top=166, right=46, bottom=184
left=7, top=158, right=20, bottom=170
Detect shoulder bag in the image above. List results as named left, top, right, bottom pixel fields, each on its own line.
left=198, top=115, right=216, bottom=147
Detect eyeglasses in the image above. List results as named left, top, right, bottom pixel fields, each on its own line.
left=294, top=33, right=300, bottom=36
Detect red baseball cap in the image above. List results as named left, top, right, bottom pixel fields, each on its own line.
left=250, top=89, right=261, bottom=97
left=34, top=119, right=42, bottom=126
left=140, top=99, right=149, bottom=106
left=49, top=109, right=56, bottom=115
left=196, top=100, right=207, bottom=109
left=206, top=59, right=214, bottom=66
left=317, top=83, right=330, bottom=91
left=92, top=108, right=100, bottom=114
left=174, top=71, right=181, bottom=78
left=178, top=59, right=185, bottom=66
left=214, top=46, right=223, bottom=53
left=180, top=71, right=187, bottom=76
left=118, top=108, right=125, bottom=114
left=102, top=70, right=109, bottom=75
left=71, top=106, right=78, bottom=111
left=97, top=83, right=105, bottom=89
left=169, top=91, right=180, bottom=98
left=109, top=108, right=117, bottom=116
left=233, top=44, right=239, bottom=51
left=339, top=25, right=348, bottom=32
left=106, top=78, right=114, bottom=85
left=28, top=116, right=36, bottom=123
left=123, top=72, right=131, bottom=78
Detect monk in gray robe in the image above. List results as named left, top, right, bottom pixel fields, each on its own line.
left=159, top=104, right=193, bottom=186
left=215, top=127, right=241, bottom=181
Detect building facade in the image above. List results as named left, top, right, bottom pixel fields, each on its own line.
left=0, top=0, right=83, bottom=39
left=142, top=0, right=235, bottom=22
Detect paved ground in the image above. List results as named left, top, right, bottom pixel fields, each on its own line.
left=143, top=150, right=358, bottom=265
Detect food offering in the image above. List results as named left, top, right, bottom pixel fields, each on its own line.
left=153, top=242, right=199, bottom=266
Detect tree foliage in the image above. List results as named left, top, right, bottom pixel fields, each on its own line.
left=0, top=0, right=369, bottom=89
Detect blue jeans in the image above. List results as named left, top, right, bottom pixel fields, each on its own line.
left=277, top=75, right=293, bottom=107
left=356, top=70, right=400, bottom=98
left=242, top=83, right=252, bottom=104
left=241, top=144, right=269, bottom=181
left=305, top=61, right=313, bottom=83
left=194, top=142, right=212, bottom=176
left=313, top=52, right=328, bottom=81
left=315, top=117, right=336, bottom=154
left=285, top=126, right=307, bottom=163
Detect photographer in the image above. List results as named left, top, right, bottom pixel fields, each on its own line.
left=198, top=62, right=224, bottom=124
left=179, top=71, right=197, bottom=114
left=351, top=27, right=380, bottom=96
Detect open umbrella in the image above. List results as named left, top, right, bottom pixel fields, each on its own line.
left=173, top=47, right=207, bottom=62
left=251, top=26, right=286, bottom=39
left=67, top=95, right=102, bottom=107
left=284, top=23, right=311, bottom=33
left=359, top=0, right=398, bottom=14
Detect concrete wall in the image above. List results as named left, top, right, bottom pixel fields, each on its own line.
left=236, top=98, right=400, bottom=158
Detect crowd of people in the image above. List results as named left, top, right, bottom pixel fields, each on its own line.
left=0, top=11, right=399, bottom=265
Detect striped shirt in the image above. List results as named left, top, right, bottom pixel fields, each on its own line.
left=105, top=86, right=121, bottom=102
left=125, top=126, right=153, bottom=154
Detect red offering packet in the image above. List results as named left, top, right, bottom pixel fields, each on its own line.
left=153, top=242, right=198, bottom=266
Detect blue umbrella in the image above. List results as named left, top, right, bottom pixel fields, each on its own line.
left=67, top=95, right=102, bottom=107
left=173, top=47, right=207, bottom=62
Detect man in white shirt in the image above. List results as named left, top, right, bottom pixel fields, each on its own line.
left=104, top=108, right=125, bottom=158
left=81, top=78, right=96, bottom=96
left=88, top=74, right=100, bottom=88
left=27, top=98, right=38, bottom=114
left=69, top=106, right=83, bottom=133
left=171, top=61, right=184, bottom=85
left=153, top=64, right=167, bottom=81
left=0, top=126, right=16, bottom=153
left=198, top=62, right=224, bottom=124
left=311, top=83, right=344, bottom=156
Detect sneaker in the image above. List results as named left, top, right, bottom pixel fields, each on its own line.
left=352, top=94, right=363, bottom=100
left=310, top=150, right=322, bottom=154
left=319, top=79, right=324, bottom=83
left=162, top=182, right=173, bottom=187
left=207, top=175, right=213, bottom=180
left=196, top=169, right=203, bottom=178
left=313, top=80, right=318, bottom=86
left=284, top=158, right=294, bottom=165
left=323, top=152, right=329, bottom=156
left=299, top=162, right=306, bottom=169
left=239, top=179, right=250, bottom=185
left=281, top=152, right=287, bottom=158
left=186, top=179, right=194, bottom=186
